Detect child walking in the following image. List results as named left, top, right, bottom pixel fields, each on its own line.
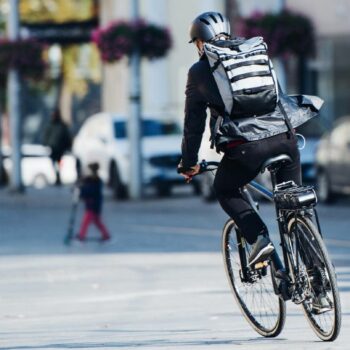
left=77, top=163, right=111, bottom=241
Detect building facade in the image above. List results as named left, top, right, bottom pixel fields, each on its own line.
left=100, top=0, right=350, bottom=126
left=237, top=0, right=350, bottom=124
left=100, top=0, right=224, bottom=121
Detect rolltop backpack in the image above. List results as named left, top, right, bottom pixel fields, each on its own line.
left=204, top=36, right=279, bottom=118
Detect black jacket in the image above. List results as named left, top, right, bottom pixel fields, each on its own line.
left=80, top=176, right=103, bottom=214
left=43, top=120, right=72, bottom=161
left=181, top=55, right=323, bottom=168
left=181, top=55, right=223, bottom=168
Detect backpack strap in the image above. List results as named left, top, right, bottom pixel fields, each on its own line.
left=210, top=114, right=223, bottom=149
left=278, top=100, right=294, bottom=135
left=211, top=58, right=222, bottom=73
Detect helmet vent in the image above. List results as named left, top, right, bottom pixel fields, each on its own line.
left=218, top=13, right=224, bottom=22
left=199, top=18, right=210, bottom=25
left=209, top=14, right=218, bottom=23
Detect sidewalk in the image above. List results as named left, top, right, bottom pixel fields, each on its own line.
left=0, top=186, right=349, bottom=349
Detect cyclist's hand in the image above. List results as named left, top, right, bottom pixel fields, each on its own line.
left=179, top=164, right=200, bottom=183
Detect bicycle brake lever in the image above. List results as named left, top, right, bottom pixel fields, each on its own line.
left=199, top=159, right=208, bottom=173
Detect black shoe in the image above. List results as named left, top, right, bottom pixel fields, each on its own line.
left=312, top=292, right=332, bottom=314
left=248, top=235, right=275, bottom=267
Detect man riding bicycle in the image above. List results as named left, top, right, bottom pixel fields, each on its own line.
left=178, top=12, right=329, bottom=312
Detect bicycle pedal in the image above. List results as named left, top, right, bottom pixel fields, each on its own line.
left=254, top=260, right=268, bottom=269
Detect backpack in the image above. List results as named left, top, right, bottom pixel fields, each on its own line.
left=204, top=37, right=279, bottom=118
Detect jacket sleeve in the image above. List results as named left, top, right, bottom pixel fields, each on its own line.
left=181, top=65, right=208, bottom=168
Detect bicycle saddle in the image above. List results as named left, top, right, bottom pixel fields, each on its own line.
left=261, top=154, right=292, bottom=173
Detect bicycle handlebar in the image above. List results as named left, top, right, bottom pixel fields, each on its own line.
left=198, top=160, right=220, bottom=174
left=177, top=159, right=219, bottom=176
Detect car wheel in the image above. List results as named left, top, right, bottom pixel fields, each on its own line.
left=0, top=165, right=8, bottom=186
left=75, top=158, right=82, bottom=179
left=192, top=180, right=202, bottom=196
left=317, top=170, right=335, bottom=203
left=110, top=163, right=128, bottom=200
left=155, top=183, right=171, bottom=197
left=32, top=174, right=49, bottom=189
left=201, top=171, right=216, bottom=202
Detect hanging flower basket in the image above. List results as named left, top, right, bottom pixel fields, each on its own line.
left=0, top=39, right=46, bottom=79
left=238, top=10, right=315, bottom=58
left=92, top=19, right=172, bottom=62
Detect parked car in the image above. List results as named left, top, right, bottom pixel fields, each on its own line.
left=2, top=144, right=76, bottom=188
left=315, top=116, right=350, bottom=202
left=72, top=113, right=195, bottom=198
left=295, top=117, right=326, bottom=183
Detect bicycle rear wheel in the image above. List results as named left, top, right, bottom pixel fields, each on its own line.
left=287, top=216, right=341, bottom=341
left=222, top=219, right=286, bottom=337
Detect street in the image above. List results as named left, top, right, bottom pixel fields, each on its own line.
left=0, top=186, right=349, bottom=349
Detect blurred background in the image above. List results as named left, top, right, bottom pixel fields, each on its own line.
left=0, top=0, right=349, bottom=202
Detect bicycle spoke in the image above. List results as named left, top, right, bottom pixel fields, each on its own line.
left=288, top=216, right=341, bottom=341
left=224, top=221, right=285, bottom=337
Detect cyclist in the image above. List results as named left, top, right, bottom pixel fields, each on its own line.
left=178, top=11, right=330, bottom=313
left=178, top=11, right=299, bottom=265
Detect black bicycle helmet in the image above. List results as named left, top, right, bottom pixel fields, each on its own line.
left=189, top=12, right=231, bottom=43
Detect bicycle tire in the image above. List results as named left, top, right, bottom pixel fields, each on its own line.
left=222, top=219, right=286, bottom=337
left=287, top=216, right=341, bottom=341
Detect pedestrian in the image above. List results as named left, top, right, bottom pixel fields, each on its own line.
left=43, top=108, right=72, bottom=185
left=177, top=12, right=329, bottom=311
left=77, top=162, right=111, bottom=242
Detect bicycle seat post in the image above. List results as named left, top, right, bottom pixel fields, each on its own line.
left=270, top=169, right=278, bottom=190
left=260, top=154, right=293, bottom=190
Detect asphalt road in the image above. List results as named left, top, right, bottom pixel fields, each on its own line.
left=0, top=186, right=349, bottom=349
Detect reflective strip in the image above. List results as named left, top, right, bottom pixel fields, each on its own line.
left=230, top=71, right=272, bottom=83
left=231, top=77, right=274, bottom=91
left=227, top=66, right=269, bottom=78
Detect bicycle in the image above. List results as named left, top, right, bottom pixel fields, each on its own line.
left=196, top=154, right=341, bottom=341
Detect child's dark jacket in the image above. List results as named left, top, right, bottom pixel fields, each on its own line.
left=80, top=176, right=103, bottom=214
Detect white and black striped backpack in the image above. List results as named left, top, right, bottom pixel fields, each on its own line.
left=204, top=36, right=279, bottom=118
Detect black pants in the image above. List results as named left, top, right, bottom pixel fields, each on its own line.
left=214, top=132, right=301, bottom=244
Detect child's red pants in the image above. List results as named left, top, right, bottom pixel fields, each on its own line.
left=78, top=210, right=110, bottom=240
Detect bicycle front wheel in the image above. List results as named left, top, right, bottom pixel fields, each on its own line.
left=222, top=219, right=286, bottom=337
left=287, top=216, right=342, bottom=341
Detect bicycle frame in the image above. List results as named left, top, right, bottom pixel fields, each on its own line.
left=244, top=175, right=318, bottom=299
left=198, top=160, right=341, bottom=340
left=198, top=160, right=320, bottom=291
left=243, top=179, right=293, bottom=280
